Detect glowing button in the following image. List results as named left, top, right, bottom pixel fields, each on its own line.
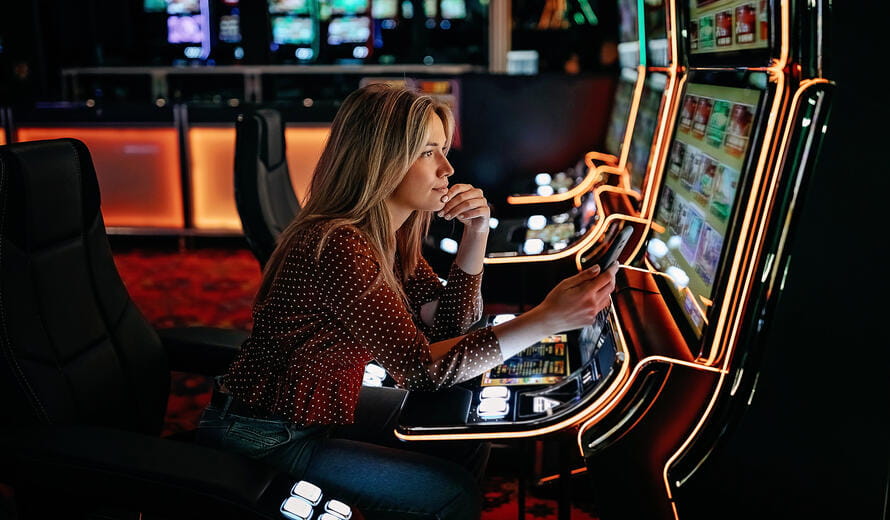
left=666, top=266, right=690, bottom=289
left=523, top=239, right=545, bottom=255
left=527, top=215, right=547, bottom=230
left=440, top=237, right=458, bottom=254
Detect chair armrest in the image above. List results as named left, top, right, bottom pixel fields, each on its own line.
left=157, top=326, right=248, bottom=376
left=0, top=425, right=291, bottom=519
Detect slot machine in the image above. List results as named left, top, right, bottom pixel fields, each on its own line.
left=267, top=0, right=320, bottom=64
left=369, top=0, right=412, bottom=64
left=320, top=0, right=373, bottom=63
left=164, top=0, right=213, bottom=63
left=396, top=1, right=835, bottom=519
left=208, top=0, right=245, bottom=64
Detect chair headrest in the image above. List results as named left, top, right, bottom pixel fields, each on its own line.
left=0, top=138, right=100, bottom=251
left=254, top=109, right=286, bottom=169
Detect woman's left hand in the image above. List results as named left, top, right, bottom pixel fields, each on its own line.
left=438, top=183, right=490, bottom=233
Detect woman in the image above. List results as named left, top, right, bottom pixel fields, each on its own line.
left=196, top=83, right=618, bottom=519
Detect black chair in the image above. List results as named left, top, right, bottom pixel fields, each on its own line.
left=0, top=139, right=359, bottom=520
left=234, top=108, right=301, bottom=268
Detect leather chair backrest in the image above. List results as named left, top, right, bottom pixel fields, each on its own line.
left=234, top=108, right=300, bottom=268
left=0, top=138, right=169, bottom=435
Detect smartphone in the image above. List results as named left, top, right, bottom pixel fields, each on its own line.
left=596, top=225, right=634, bottom=270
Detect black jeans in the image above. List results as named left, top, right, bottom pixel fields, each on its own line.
left=196, top=386, right=489, bottom=520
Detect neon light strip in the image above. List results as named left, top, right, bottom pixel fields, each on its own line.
left=506, top=65, right=647, bottom=206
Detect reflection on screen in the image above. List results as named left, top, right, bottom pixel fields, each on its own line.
left=327, top=16, right=371, bottom=44
left=268, top=0, right=310, bottom=14
left=626, top=72, right=667, bottom=193
left=604, top=68, right=638, bottom=158
left=272, top=16, right=314, bottom=44
left=647, top=80, right=762, bottom=337
left=167, top=15, right=204, bottom=43
left=481, top=334, right=569, bottom=386
left=688, top=0, right=769, bottom=56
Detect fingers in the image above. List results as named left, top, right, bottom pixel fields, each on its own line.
left=439, top=184, right=488, bottom=220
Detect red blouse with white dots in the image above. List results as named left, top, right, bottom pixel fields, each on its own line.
left=224, top=220, right=504, bottom=426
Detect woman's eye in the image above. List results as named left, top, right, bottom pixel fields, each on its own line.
left=422, top=150, right=434, bottom=157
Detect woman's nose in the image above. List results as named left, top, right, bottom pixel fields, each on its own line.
left=439, top=156, right=455, bottom=177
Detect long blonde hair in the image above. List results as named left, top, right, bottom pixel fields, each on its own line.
left=256, top=83, right=455, bottom=303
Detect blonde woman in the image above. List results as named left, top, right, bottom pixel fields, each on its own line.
left=196, top=83, right=619, bottom=520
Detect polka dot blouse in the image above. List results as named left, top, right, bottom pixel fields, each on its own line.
left=224, top=221, right=504, bottom=426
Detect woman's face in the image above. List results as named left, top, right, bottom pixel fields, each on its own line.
left=388, top=114, right=454, bottom=217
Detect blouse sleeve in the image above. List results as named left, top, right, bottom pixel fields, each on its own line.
left=315, top=227, right=502, bottom=391
left=404, top=257, right=485, bottom=342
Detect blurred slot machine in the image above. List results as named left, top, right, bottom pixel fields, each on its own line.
left=208, top=0, right=244, bottom=64
left=164, top=0, right=212, bottom=63
left=370, top=0, right=415, bottom=64
left=268, top=0, right=320, bottom=64
left=320, top=0, right=373, bottom=63
left=425, top=0, right=484, bottom=65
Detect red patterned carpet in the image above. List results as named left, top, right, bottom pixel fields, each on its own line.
left=111, top=243, right=601, bottom=520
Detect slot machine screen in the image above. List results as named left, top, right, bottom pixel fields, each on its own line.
left=268, top=0, right=310, bottom=14
left=167, top=0, right=200, bottom=14
left=371, top=0, right=398, bottom=18
left=145, top=0, right=166, bottom=12
left=626, top=72, right=667, bottom=193
left=330, top=0, right=368, bottom=15
left=327, top=16, right=371, bottom=44
left=481, top=334, right=570, bottom=386
left=604, top=67, right=639, bottom=159
left=684, top=0, right=772, bottom=66
left=440, top=0, right=467, bottom=19
left=646, top=77, right=765, bottom=338
left=272, top=16, right=315, bottom=44
left=167, top=14, right=205, bottom=43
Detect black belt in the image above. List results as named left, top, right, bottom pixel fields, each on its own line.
left=210, top=387, right=280, bottom=421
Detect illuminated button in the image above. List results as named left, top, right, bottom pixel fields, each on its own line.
left=667, top=235, right=682, bottom=250
left=489, top=217, right=499, bottom=229
left=439, top=237, right=458, bottom=254
left=280, top=497, right=312, bottom=520
left=319, top=514, right=343, bottom=520
left=532, top=396, right=562, bottom=413
left=522, top=239, right=545, bottom=255
left=325, top=499, right=352, bottom=519
left=477, top=397, right=509, bottom=418
left=536, top=185, right=554, bottom=196
left=666, top=266, right=690, bottom=289
left=534, top=173, right=552, bottom=186
left=647, top=238, right=668, bottom=259
left=526, top=215, right=547, bottom=230
left=481, top=386, right=509, bottom=400
left=291, top=480, right=322, bottom=505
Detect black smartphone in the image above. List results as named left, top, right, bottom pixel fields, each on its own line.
left=597, top=225, right=634, bottom=270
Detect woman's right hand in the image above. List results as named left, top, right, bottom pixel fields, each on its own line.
left=538, top=263, right=619, bottom=332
